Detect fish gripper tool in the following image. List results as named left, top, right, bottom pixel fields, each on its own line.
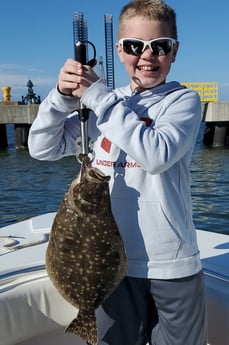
left=73, top=12, right=96, bottom=163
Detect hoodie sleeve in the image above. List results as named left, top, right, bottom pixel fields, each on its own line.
left=81, top=80, right=201, bottom=174
left=28, top=88, right=81, bottom=161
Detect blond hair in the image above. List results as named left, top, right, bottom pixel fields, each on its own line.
left=118, top=0, right=177, bottom=39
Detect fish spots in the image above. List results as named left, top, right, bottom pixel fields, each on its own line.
left=46, top=160, right=127, bottom=345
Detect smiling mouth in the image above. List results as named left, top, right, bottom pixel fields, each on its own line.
left=138, top=66, right=159, bottom=71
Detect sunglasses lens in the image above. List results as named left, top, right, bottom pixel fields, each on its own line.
left=121, top=38, right=174, bottom=56
left=151, top=39, right=173, bottom=56
left=122, top=40, right=144, bottom=56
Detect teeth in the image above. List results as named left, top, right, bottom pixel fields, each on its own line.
left=142, top=66, right=153, bottom=70
left=139, top=66, right=158, bottom=71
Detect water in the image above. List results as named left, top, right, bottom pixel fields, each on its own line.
left=191, top=127, right=229, bottom=234
left=0, top=124, right=228, bottom=234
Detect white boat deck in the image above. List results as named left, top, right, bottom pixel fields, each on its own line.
left=0, top=213, right=228, bottom=345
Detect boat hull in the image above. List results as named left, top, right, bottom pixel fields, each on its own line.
left=0, top=213, right=228, bottom=345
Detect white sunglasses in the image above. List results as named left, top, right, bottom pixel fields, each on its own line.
left=119, top=37, right=177, bottom=56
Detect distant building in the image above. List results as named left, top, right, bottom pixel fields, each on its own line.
left=21, top=80, right=41, bottom=104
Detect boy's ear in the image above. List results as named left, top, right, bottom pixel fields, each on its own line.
left=171, top=41, right=179, bottom=63
left=116, top=42, right=125, bottom=64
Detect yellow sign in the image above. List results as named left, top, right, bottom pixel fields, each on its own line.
left=181, top=82, right=218, bottom=102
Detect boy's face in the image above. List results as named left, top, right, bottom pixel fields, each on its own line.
left=116, top=17, right=179, bottom=91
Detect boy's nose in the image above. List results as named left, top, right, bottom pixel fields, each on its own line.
left=142, top=45, right=155, bottom=57
left=142, top=44, right=151, bottom=53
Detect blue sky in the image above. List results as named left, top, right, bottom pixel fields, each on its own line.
left=0, top=0, right=228, bottom=101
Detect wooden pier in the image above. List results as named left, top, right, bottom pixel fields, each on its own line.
left=0, top=103, right=39, bottom=149
left=0, top=102, right=229, bottom=149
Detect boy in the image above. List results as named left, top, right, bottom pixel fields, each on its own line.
left=28, top=0, right=207, bottom=344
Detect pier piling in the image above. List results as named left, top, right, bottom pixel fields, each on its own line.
left=202, top=102, right=229, bottom=147
left=0, top=124, right=8, bottom=148
left=14, top=124, right=31, bottom=150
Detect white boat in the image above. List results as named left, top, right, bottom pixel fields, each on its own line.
left=0, top=213, right=228, bottom=345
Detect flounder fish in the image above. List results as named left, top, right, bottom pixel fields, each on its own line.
left=46, top=156, right=127, bottom=345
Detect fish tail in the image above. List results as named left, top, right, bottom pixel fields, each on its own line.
left=65, top=310, right=98, bottom=345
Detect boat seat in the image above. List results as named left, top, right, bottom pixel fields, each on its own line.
left=0, top=270, right=85, bottom=345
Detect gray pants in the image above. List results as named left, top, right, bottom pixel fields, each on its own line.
left=96, top=271, right=207, bottom=345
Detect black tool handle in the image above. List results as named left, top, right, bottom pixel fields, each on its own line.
left=74, top=41, right=87, bottom=64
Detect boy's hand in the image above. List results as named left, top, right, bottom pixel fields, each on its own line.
left=58, top=58, right=99, bottom=97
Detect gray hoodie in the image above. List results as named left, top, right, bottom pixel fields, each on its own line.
left=28, top=80, right=202, bottom=279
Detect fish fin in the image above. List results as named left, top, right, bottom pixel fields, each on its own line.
left=65, top=310, right=98, bottom=345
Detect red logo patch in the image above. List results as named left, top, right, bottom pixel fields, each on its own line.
left=101, top=137, right=112, bottom=153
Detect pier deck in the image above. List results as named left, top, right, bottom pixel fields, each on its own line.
left=0, top=102, right=228, bottom=148
left=0, top=104, right=39, bottom=124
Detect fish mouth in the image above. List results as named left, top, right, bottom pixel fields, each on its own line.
left=137, top=65, right=159, bottom=72
left=79, top=156, right=92, bottom=181
left=79, top=156, right=110, bottom=183
left=86, top=169, right=110, bottom=183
